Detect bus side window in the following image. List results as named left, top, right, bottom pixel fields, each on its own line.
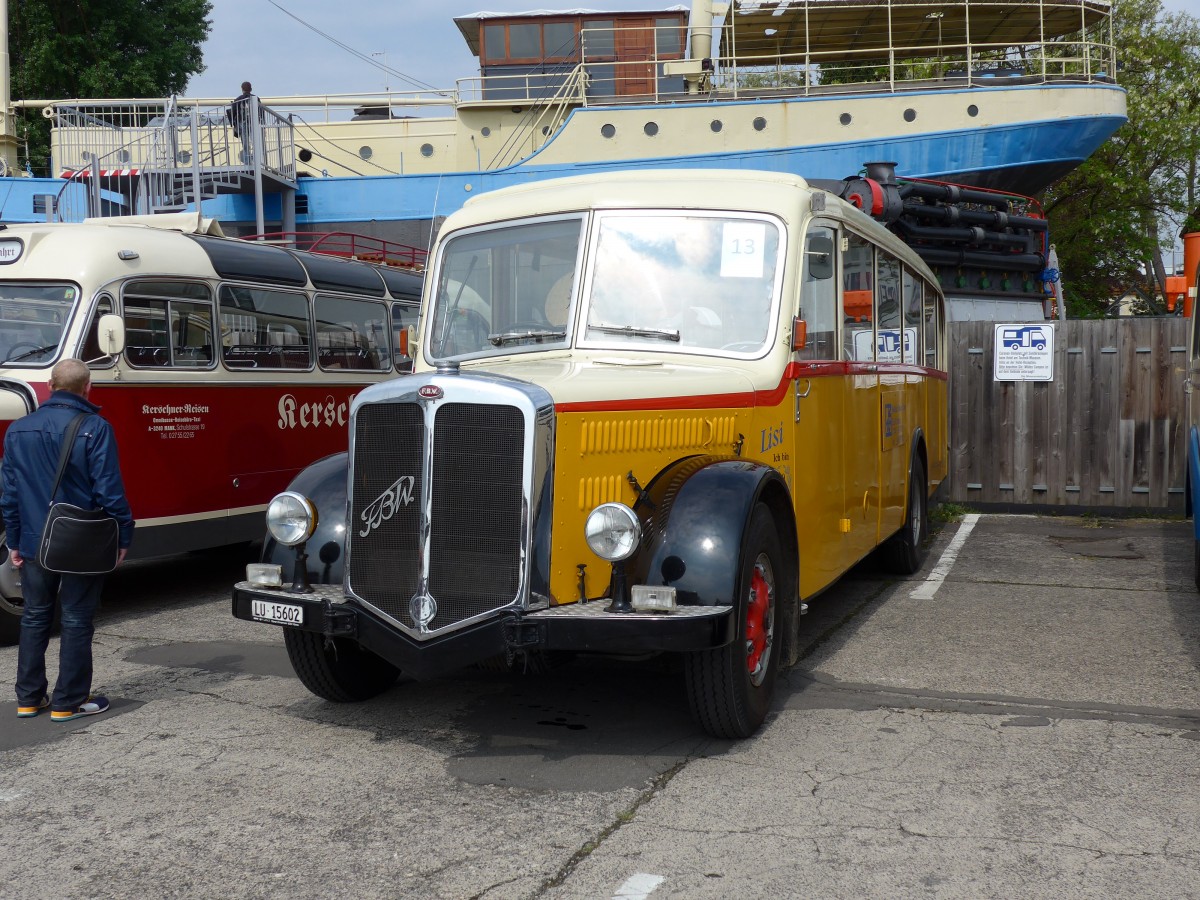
left=392, top=301, right=418, bottom=372
left=876, top=251, right=901, bottom=362
left=924, top=284, right=940, bottom=369
left=902, top=268, right=923, bottom=365
left=123, top=280, right=213, bottom=369
left=842, top=232, right=874, bottom=361
left=798, top=226, right=837, bottom=360
left=81, top=295, right=115, bottom=364
left=314, top=294, right=390, bottom=372
left=219, top=285, right=312, bottom=369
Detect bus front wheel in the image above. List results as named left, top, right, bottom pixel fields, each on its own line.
left=283, top=628, right=401, bottom=702
left=684, top=504, right=781, bottom=739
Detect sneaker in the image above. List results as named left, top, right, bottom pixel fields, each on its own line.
left=50, top=696, right=110, bottom=722
left=17, top=695, right=51, bottom=717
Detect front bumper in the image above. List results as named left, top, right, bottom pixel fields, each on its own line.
left=232, top=583, right=735, bottom=680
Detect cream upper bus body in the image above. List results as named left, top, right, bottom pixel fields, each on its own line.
left=412, top=168, right=941, bottom=404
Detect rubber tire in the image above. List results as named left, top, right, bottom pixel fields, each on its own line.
left=283, top=628, right=401, bottom=702
left=0, top=528, right=24, bottom=645
left=881, top=456, right=929, bottom=575
left=684, top=504, right=782, bottom=739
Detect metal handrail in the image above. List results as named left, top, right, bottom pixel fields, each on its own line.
left=243, top=231, right=427, bottom=272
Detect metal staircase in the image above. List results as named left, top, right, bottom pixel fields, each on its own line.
left=50, top=96, right=296, bottom=232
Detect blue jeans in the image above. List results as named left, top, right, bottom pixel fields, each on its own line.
left=15, top=559, right=105, bottom=712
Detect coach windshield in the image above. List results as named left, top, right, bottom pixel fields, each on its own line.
left=0, top=282, right=78, bottom=366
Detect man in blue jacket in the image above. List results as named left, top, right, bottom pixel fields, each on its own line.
left=2, top=358, right=134, bottom=722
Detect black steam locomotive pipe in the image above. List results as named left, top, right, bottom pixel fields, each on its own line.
left=901, top=201, right=1049, bottom=233
left=913, top=247, right=1046, bottom=271
left=898, top=180, right=1023, bottom=210
left=893, top=221, right=1039, bottom=253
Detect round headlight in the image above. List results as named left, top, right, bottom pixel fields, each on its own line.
left=266, top=491, right=318, bottom=546
left=584, top=502, right=642, bottom=562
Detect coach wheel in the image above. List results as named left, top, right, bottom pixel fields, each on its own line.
left=881, top=456, right=929, bottom=575
left=0, top=529, right=23, bottom=645
left=684, top=504, right=781, bottom=739
left=282, top=628, right=401, bottom=702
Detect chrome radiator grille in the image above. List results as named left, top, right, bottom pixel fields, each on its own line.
left=347, top=399, right=526, bottom=635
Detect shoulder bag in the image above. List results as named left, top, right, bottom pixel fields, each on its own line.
left=35, top=413, right=119, bottom=574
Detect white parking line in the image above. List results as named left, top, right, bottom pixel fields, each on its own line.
left=613, top=873, right=665, bottom=899
left=910, top=513, right=980, bottom=600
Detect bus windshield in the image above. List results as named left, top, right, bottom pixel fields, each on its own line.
left=426, top=212, right=782, bottom=361
left=0, top=282, right=78, bottom=366
left=584, top=213, right=781, bottom=354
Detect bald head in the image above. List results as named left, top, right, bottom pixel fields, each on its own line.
left=50, top=358, right=91, bottom=397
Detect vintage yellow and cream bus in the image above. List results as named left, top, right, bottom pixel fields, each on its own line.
left=0, top=214, right=422, bottom=642
left=232, top=169, right=948, bottom=738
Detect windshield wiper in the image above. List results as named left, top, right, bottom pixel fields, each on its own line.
left=488, top=328, right=567, bottom=347
left=4, top=344, right=58, bottom=363
left=587, top=323, right=680, bottom=342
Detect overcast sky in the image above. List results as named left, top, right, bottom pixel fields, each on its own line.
left=186, top=0, right=1200, bottom=102
left=185, top=2, right=671, bottom=101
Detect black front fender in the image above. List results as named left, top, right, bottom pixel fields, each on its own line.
left=263, top=451, right=349, bottom=585
left=631, top=456, right=792, bottom=607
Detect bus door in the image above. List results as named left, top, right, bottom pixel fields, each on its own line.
left=841, top=231, right=881, bottom=565
left=793, top=225, right=846, bottom=596
left=876, top=250, right=907, bottom=538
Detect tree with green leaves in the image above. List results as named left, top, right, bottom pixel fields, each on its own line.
left=1043, top=0, right=1200, bottom=317
left=9, top=0, right=212, bottom=175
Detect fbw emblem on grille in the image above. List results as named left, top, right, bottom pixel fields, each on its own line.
left=418, top=385, right=443, bottom=400
left=359, top=475, right=416, bottom=537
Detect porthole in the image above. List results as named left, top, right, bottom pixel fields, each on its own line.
left=644, top=121, right=659, bottom=136
left=420, top=143, right=434, bottom=157
left=967, top=104, right=979, bottom=117
left=601, top=123, right=616, bottom=138
left=80, top=151, right=92, bottom=162
left=298, top=148, right=313, bottom=163
left=839, top=113, right=852, bottom=126
left=542, top=126, right=550, bottom=135
left=117, top=149, right=131, bottom=163
left=176, top=150, right=191, bottom=165
left=481, top=126, right=491, bottom=137
left=711, top=119, right=723, bottom=133
left=359, top=145, right=373, bottom=160
left=753, top=116, right=767, bottom=131
left=903, top=108, right=916, bottom=122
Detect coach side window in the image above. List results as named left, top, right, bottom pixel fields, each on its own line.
left=392, top=301, right=418, bottom=372
left=924, top=284, right=940, bottom=369
left=314, top=294, right=391, bottom=372
left=219, top=285, right=312, bottom=370
left=122, top=280, right=214, bottom=369
left=797, top=225, right=837, bottom=360
left=82, top=295, right=114, bottom=364
left=842, top=232, right=874, bottom=361
left=902, top=269, right=923, bottom=365
left=876, top=251, right=902, bottom=362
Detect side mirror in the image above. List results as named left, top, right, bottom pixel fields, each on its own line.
left=97, top=314, right=125, bottom=356
left=792, top=317, right=807, bottom=351
left=806, top=236, right=834, bottom=280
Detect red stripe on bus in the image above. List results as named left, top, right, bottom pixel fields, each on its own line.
left=555, top=360, right=947, bottom=413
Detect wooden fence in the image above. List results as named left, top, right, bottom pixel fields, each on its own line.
left=946, top=318, right=1189, bottom=513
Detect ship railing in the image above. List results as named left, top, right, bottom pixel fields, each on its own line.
left=242, top=231, right=427, bottom=272
left=714, top=40, right=1117, bottom=99
left=45, top=99, right=296, bottom=221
